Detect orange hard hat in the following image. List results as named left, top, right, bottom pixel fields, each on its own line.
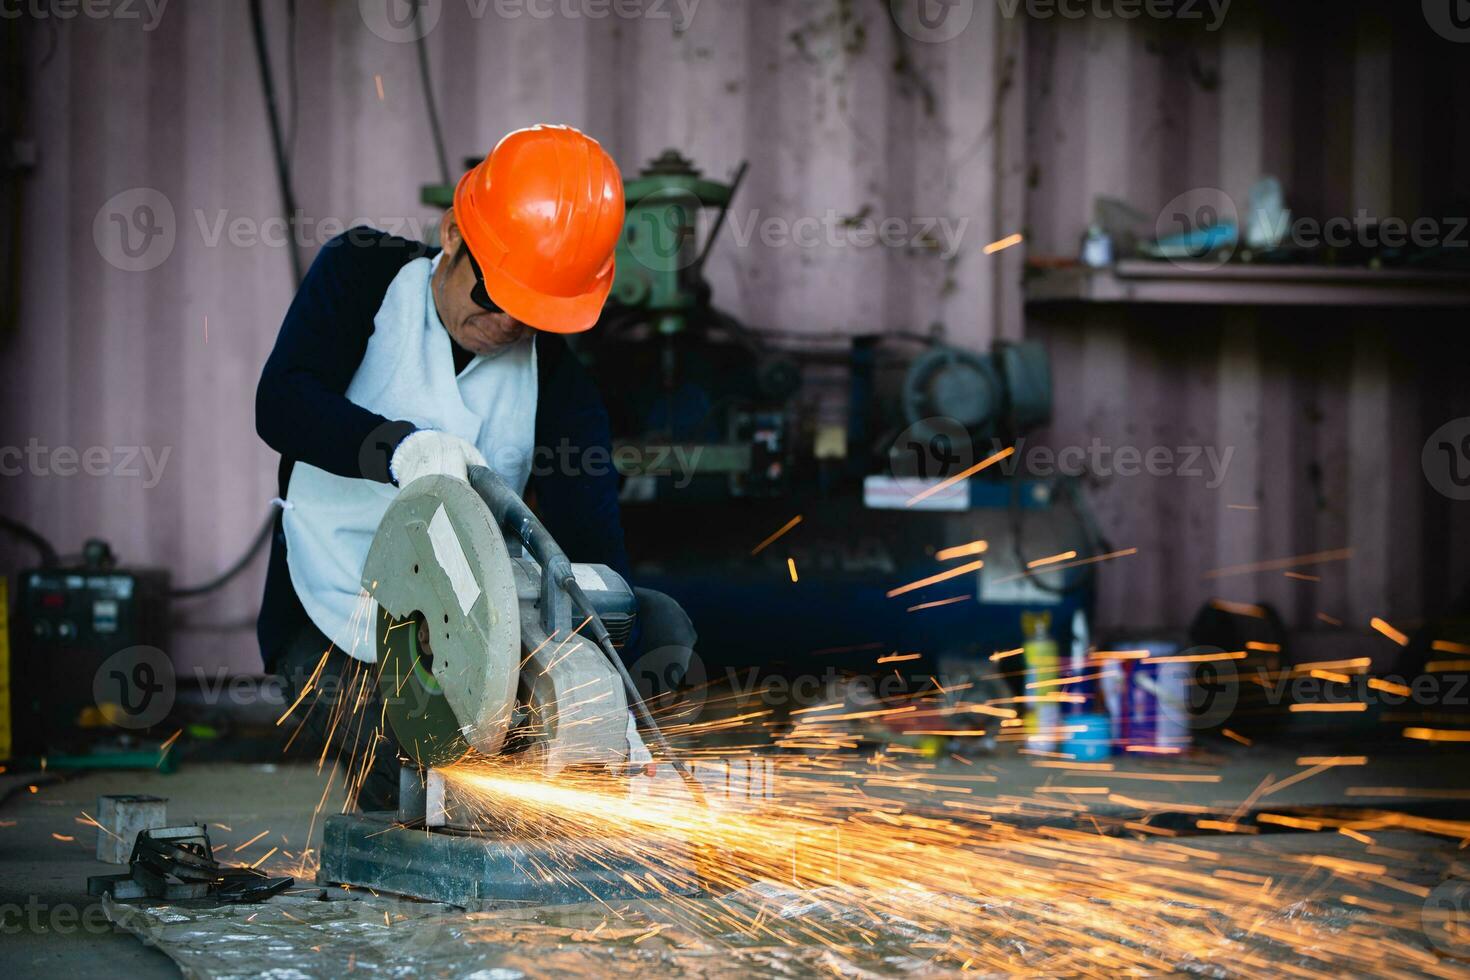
left=453, top=125, right=625, bottom=334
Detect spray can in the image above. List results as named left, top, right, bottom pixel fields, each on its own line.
left=1060, top=608, right=1112, bottom=760
left=1021, top=611, right=1059, bottom=750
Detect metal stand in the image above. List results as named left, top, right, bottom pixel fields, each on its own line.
left=317, top=811, right=697, bottom=908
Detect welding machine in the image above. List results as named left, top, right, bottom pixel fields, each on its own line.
left=9, top=539, right=170, bottom=756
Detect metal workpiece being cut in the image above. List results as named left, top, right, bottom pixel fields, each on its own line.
left=360, top=469, right=639, bottom=775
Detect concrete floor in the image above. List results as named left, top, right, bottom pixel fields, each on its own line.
left=0, top=762, right=345, bottom=978
left=2, top=745, right=1466, bottom=976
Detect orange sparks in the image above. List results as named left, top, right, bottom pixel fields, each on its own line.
left=1258, top=813, right=1324, bottom=831
left=1432, top=639, right=1470, bottom=654
left=1296, top=657, right=1371, bottom=674
left=876, top=652, right=921, bottom=664
left=983, top=233, right=1024, bottom=255
left=51, top=833, right=74, bottom=842
left=1402, top=727, right=1470, bottom=742
left=907, top=595, right=969, bottom=613
left=1026, top=550, right=1077, bottom=569
left=1147, top=649, right=1245, bottom=665
left=1369, top=617, right=1409, bottom=646
left=1090, top=649, right=1150, bottom=662
left=1316, top=612, right=1344, bottom=626
left=1425, top=659, right=1470, bottom=673
left=374, top=74, right=385, bottom=101
left=786, top=557, right=799, bottom=583
left=233, top=829, right=270, bottom=852
left=1296, top=756, right=1367, bottom=766
left=990, top=548, right=1138, bottom=585
left=1202, top=547, right=1352, bottom=580
left=935, top=539, right=988, bottom=561
left=1289, top=702, right=1367, bottom=712
left=990, top=647, right=1024, bottom=662
left=751, top=515, right=803, bottom=555
left=904, top=447, right=1014, bottom=506
left=886, top=560, right=984, bottom=598
left=1210, top=599, right=1266, bottom=618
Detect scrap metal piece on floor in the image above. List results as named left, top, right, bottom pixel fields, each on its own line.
left=88, top=824, right=293, bottom=902
left=318, top=811, right=699, bottom=907
left=95, top=793, right=167, bottom=864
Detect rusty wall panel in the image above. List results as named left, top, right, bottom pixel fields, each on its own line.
left=1023, top=5, right=1469, bottom=637
left=1, top=1, right=1019, bottom=673
left=2, top=2, right=1463, bottom=674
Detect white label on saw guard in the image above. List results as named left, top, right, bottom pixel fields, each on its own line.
left=572, top=564, right=606, bottom=592
left=428, top=504, right=481, bottom=617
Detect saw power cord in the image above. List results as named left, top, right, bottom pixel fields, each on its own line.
left=168, top=504, right=281, bottom=599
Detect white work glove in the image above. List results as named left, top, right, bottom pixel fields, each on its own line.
left=389, top=430, right=487, bottom=487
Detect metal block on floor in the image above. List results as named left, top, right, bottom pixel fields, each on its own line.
left=317, top=812, right=700, bottom=907
left=95, top=794, right=167, bottom=864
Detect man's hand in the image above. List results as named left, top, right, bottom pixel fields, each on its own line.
left=390, top=430, right=487, bottom=487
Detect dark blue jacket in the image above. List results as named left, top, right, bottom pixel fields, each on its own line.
left=254, top=227, right=629, bottom=669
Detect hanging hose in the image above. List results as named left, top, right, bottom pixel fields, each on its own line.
left=248, top=0, right=303, bottom=285
left=168, top=505, right=280, bottom=599
left=0, top=515, right=58, bottom=568
left=414, top=16, right=451, bottom=186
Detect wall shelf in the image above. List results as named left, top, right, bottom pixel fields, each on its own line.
left=1024, top=260, right=1470, bottom=308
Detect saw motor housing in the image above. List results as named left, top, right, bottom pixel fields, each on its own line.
left=362, top=472, right=640, bottom=776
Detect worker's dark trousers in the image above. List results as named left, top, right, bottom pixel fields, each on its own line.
left=275, top=587, right=696, bottom=811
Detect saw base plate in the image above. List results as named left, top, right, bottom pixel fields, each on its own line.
left=317, top=812, right=699, bottom=908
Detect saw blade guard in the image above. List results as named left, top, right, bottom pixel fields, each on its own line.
left=362, top=474, right=521, bottom=765
left=363, top=472, right=635, bottom=776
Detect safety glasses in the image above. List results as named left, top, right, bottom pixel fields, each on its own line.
left=462, top=246, right=504, bottom=314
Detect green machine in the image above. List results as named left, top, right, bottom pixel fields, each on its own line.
left=421, top=148, right=746, bottom=338
left=610, top=149, right=746, bottom=337
left=423, top=149, right=789, bottom=489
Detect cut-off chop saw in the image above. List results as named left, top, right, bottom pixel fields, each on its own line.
left=317, top=465, right=766, bottom=906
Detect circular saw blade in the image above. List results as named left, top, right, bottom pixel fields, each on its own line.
left=362, top=474, right=521, bottom=767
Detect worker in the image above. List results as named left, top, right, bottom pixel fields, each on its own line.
left=254, top=125, right=694, bottom=810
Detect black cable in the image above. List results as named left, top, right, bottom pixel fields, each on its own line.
left=414, top=16, right=450, bottom=185
left=284, top=0, right=298, bottom=166
left=1007, top=472, right=1109, bottom=597
left=688, top=160, right=747, bottom=280
left=248, top=0, right=303, bottom=285
left=0, top=515, right=58, bottom=568
left=168, top=506, right=279, bottom=599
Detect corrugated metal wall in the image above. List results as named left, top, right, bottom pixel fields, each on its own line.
left=1023, top=4, right=1470, bottom=641
left=1, top=0, right=1020, bottom=672
left=2, top=1, right=1464, bottom=671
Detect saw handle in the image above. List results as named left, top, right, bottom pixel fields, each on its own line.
left=466, top=465, right=575, bottom=633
